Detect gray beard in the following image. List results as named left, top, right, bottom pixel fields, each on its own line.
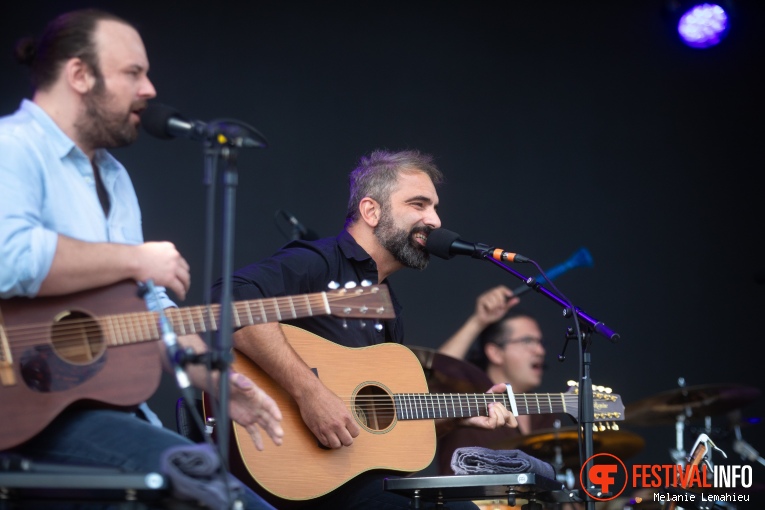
left=374, top=211, right=430, bottom=270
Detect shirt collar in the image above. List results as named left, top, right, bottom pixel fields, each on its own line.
left=337, top=229, right=382, bottom=279
left=20, top=99, right=121, bottom=177
left=20, top=99, right=79, bottom=161
left=337, top=229, right=371, bottom=262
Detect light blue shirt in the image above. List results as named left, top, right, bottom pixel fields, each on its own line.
left=0, top=99, right=172, bottom=311
left=0, top=99, right=171, bottom=425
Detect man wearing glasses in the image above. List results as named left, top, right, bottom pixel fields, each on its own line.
left=436, top=287, right=555, bottom=475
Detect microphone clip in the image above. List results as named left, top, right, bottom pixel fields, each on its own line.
left=205, top=119, right=268, bottom=149
left=139, top=280, right=191, bottom=390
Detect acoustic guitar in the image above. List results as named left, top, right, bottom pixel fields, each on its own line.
left=218, top=324, right=625, bottom=501
left=0, top=280, right=393, bottom=450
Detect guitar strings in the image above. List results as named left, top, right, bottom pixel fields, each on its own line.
left=3, top=292, right=381, bottom=349
left=329, top=393, right=575, bottom=416
left=332, top=394, right=575, bottom=408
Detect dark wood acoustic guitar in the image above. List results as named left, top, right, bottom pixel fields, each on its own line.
left=0, top=280, right=393, bottom=450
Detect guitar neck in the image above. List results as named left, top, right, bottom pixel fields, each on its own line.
left=102, top=292, right=331, bottom=346
left=394, top=392, right=574, bottom=420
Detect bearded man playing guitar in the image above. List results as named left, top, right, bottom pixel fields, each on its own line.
left=212, top=149, right=519, bottom=510
left=0, top=9, right=282, bottom=509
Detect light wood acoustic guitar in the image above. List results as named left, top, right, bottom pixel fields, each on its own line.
left=0, top=280, right=393, bottom=450
left=218, top=324, right=625, bottom=501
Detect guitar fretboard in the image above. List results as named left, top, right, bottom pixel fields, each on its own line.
left=393, top=392, right=572, bottom=420
left=102, top=294, right=332, bottom=346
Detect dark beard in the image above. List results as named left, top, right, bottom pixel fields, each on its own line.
left=374, top=210, right=432, bottom=270
left=76, top=80, right=140, bottom=150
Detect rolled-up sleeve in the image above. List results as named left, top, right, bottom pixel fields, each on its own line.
left=0, top=133, right=59, bottom=298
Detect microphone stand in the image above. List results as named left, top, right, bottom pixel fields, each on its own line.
left=194, top=120, right=267, bottom=509
left=481, top=254, right=620, bottom=510
left=213, top=142, right=238, bottom=469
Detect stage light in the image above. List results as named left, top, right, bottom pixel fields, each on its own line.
left=675, top=3, right=730, bottom=48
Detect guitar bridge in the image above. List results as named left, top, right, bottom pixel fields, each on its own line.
left=0, top=323, right=16, bottom=386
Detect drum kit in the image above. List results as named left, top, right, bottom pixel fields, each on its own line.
left=409, top=347, right=763, bottom=510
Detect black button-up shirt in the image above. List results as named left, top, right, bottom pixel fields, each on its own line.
left=212, top=229, right=404, bottom=347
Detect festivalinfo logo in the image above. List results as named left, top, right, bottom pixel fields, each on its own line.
left=580, top=453, right=755, bottom=504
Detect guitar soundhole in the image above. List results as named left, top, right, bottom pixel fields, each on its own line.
left=50, top=310, right=105, bottom=364
left=353, top=383, right=395, bottom=432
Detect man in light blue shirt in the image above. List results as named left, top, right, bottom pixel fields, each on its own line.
left=0, top=9, right=282, bottom=509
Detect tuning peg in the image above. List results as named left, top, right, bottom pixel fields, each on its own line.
left=328, top=281, right=340, bottom=290
left=567, top=380, right=578, bottom=387
left=342, top=318, right=348, bottom=329
left=374, top=320, right=383, bottom=332
left=344, top=281, right=357, bottom=289
left=361, top=280, right=372, bottom=287
left=360, top=320, right=366, bottom=328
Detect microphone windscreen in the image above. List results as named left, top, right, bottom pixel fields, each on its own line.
left=425, top=228, right=461, bottom=260
left=141, top=102, right=181, bottom=139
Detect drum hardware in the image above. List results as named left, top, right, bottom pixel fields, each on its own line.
left=624, top=380, right=761, bottom=427
left=492, top=426, right=644, bottom=469
left=622, top=378, right=764, bottom=510
left=731, top=423, right=765, bottom=467
left=669, top=378, right=690, bottom=466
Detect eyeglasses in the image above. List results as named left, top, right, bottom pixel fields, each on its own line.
left=497, top=336, right=544, bottom=349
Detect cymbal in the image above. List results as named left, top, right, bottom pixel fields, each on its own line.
left=624, top=383, right=762, bottom=426
left=408, top=346, right=494, bottom=394
left=492, top=427, right=645, bottom=466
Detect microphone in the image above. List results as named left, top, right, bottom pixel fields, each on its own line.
left=280, top=209, right=320, bottom=241
left=141, top=102, right=266, bottom=148
left=425, top=228, right=529, bottom=262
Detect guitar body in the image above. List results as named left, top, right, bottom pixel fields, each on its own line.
left=225, top=324, right=436, bottom=501
left=0, top=281, right=395, bottom=453
left=0, top=281, right=162, bottom=450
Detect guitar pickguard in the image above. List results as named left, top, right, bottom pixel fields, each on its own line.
left=19, top=344, right=106, bottom=393
left=18, top=308, right=107, bottom=393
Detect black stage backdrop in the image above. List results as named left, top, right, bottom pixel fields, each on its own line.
left=2, top=0, right=764, bottom=502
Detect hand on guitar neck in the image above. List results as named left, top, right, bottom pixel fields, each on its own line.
left=440, top=382, right=520, bottom=433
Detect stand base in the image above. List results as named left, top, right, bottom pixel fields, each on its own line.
left=384, top=473, right=581, bottom=507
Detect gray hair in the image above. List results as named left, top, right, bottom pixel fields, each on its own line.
left=344, top=149, right=443, bottom=227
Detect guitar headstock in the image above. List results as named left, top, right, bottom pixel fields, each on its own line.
left=325, top=281, right=395, bottom=320
left=565, top=380, right=625, bottom=429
